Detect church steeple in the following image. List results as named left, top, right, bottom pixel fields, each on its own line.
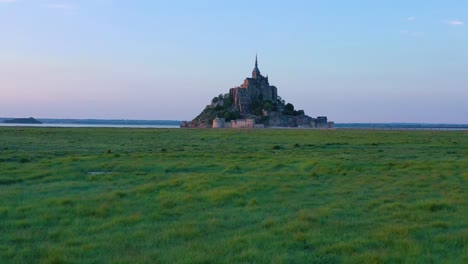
left=252, top=54, right=261, bottom=78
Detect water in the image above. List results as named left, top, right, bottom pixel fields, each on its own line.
left=0, top=123, right=180, bottom=129
left=0, top=118, right=181, bottom=128
left=335, top=123, right=468, bottom=131
left=0, top=118, right=466, bottom=130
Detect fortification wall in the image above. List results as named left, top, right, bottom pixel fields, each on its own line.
left=232, top=118, right=255, bottom=128
left=213, top=117, right=225, bottom=128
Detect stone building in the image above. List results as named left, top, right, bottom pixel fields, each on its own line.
left=212, top=117, right=225, bottom=128
left=213, top=118, right=260, bottom=129
left=231, top=118, right=255, bottom=128
left=313, top=116, right=334, bottom=128
left=229, top=56, right=278, bottom=114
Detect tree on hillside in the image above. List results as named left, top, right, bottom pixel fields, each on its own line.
left=283, top=103, right=295, bottom=115
left=263, top=100, right=275, bottom=111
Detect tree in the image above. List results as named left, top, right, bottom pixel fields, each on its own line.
left=224, top=94, right=233, bottom=108
left=263, top=100, right=274, bottom=111
left=250, top=99, right=263, bottom=116
left=295, top=110, right=305, bottom=116
left=276, top=96, right=285, bottom=106
left=284, top=103, right=295, bottom=115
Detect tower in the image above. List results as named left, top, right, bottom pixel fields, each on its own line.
left=252, top=55, right=261, bottom=79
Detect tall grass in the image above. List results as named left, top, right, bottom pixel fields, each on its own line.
left=0, top=127, right=466, bottom=263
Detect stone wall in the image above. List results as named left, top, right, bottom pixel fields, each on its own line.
left=211, top=116, right=333, bottom=129
left=232, top=118, right=255, bottom=128
left=266, top=112, right=314, bottom=127
left=213, top=117, right=225, bottom=128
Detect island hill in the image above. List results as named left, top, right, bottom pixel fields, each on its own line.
left=3, top=117, right=42, bottom=124
left=181, top=56, right=334, bottom=128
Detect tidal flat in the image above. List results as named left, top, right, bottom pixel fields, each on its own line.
left=0, top=127, right=467, bottom=263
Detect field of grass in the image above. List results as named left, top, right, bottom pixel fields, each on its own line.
left=0, top=127, right=467, bottom=263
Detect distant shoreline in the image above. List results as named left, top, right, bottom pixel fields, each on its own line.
left=0, top=118, right=467, bottom=130
left=0, top=123, right=180, bottom=129
left=0, top=118, right=181, bottom=126
left=2, top=117, right=42, bottom=124
left=0, top=123, right=466, bottom=131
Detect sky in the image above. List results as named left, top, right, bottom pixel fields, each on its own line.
left=1, top=0, right=467, bottom=123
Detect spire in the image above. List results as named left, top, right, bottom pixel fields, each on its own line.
left=252, top=54, right=261, bottom=78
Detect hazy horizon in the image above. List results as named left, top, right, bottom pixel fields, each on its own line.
left=1, top=1, right=467, bottom=123
left=1, top=117, right=468, bottom=126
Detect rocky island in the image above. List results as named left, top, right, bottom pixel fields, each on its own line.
left=181, top=56, right=333, bottom=128
left=3, top=117, right=43, bottom=124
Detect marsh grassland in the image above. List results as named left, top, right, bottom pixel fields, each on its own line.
left=0, top=127, right=467, bottom=263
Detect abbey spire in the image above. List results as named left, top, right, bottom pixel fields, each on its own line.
left=252, top=55, right=261, bottom=79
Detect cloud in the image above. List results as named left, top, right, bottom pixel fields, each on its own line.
left=446, top=20, right=464, bottom=26
left=407, top=16, right=416, bottom=21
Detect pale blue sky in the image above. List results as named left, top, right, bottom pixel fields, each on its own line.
left=1, top=0, right=467, bottom=123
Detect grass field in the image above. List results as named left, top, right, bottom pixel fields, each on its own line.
left=0, top=127, right=467, bottom=263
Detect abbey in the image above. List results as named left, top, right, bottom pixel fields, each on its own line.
left=182, top=56, right=334, bottom=128
left=229, top=56, right=278, bottom=114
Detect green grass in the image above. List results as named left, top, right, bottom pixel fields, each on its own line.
left=0, top=127, right=467, bottom=263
